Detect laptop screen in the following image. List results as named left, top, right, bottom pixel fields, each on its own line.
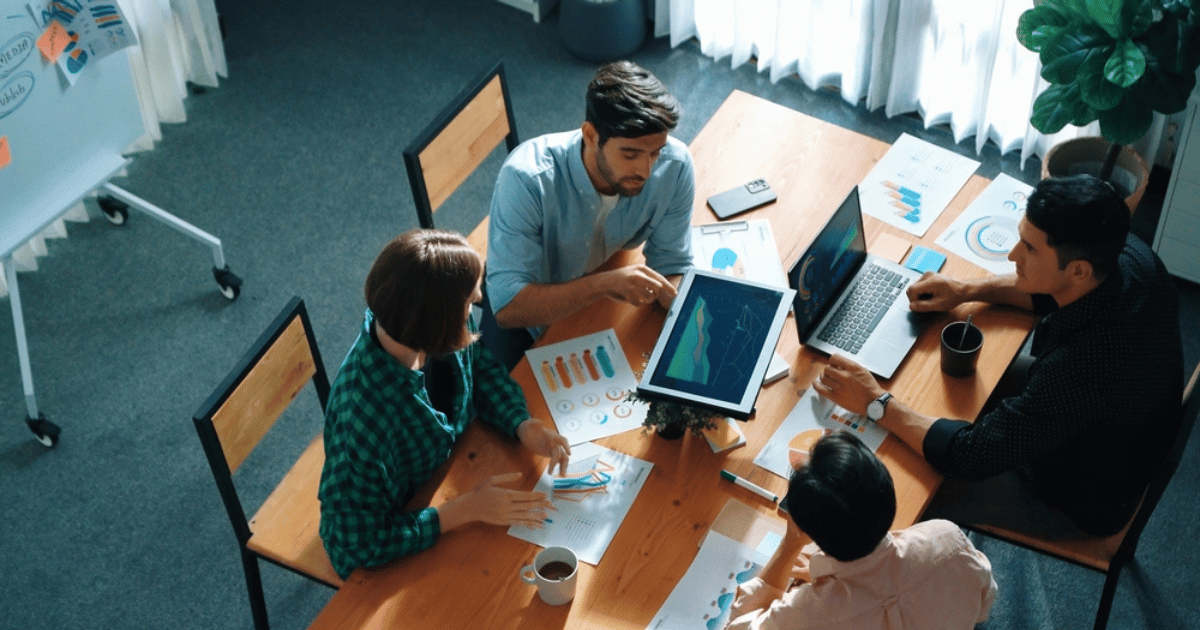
left=788, top=187, right=869, bottom=338
left=639, top=269, right=794, bottom=419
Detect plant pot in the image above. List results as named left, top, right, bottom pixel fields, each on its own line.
left=1041, top=137, right=1149, bottom=214
left=656, top=421, right=686, bottom=440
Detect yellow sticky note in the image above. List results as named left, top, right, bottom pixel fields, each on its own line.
left=0, top=136, right=11, bottom=171
left=37, top=20, right=71, bottom=63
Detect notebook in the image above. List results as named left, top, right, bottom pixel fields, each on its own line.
left=788, top=187, right=926, bottom=379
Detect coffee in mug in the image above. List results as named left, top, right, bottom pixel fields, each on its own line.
left=538, top=561, right=575, bottom=581
left=520, top=545, right=578, bottom=605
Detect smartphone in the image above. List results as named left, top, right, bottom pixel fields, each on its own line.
left=707, top=179, right=777, bottom=219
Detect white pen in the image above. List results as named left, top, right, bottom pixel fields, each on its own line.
left=720, top=469, right=779, bottom=503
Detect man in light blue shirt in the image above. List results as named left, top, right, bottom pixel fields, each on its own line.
left=482, top=61, right=695, bottom=369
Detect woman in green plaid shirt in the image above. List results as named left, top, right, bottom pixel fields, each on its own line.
left=318, top=229, right=571, bottom=579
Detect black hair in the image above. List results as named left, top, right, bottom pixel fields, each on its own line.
left=1024, top=175, right=1130, bottom=280
left=585, top=60, right=680, bottom=145
left=784, top=432, right=896, bottom=562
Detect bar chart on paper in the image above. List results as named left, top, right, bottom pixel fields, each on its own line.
left=525, top=329, right=648, bottom=445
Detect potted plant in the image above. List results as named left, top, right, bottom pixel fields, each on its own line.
left=1016, top=0, right=1200, bottom=210
left=627, top=391, right=719, bottom=440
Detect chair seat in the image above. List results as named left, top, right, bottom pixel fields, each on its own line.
left=248, top=434, right=343, bottom=588
left=970, top=519, right=1130, bottom=573
left=468, top=215, right=489, bottom=261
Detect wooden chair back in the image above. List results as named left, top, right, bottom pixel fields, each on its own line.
left=403, top=60, right=518, bottom=256
left=192, top=296, right=341, bottom=630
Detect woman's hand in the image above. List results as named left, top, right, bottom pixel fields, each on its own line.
left=517, top=418, right=571, bottom=476
left=438, top=472, right=556, bottom=531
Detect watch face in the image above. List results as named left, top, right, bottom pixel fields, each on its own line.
left=867, top=401, right=883, bottom=421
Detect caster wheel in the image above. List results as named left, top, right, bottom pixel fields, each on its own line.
left=27, top=414, right=61, bottom=448
left=213, top=266, right=243, bottom=300
left=98, top=197, right=129, bottom=225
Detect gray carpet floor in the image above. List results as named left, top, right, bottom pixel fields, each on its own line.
left=1, top=0, right=1197, bottom=628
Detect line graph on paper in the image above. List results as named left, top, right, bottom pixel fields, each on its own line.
left=509, top=443, right=652, bottom=565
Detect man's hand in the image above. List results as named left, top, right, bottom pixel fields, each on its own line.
left=812, top=353, right=886, bottom=415
left=440, top=472, right=556, bottom=531
left=598, top=264, right=677, bottom=308
left=783, top=519, right=812, bottom=585
left=906, top=272, right=967, bottom=313
left=517, top=418, right=571, bottom=476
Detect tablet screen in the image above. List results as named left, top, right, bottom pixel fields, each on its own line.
left=639, top=270, right=795, bottom=419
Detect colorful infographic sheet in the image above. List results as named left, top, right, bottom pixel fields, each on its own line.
left=29, top=0, right=137, bottom=84
left=935, top=172, right=1032, bottom=275
left=691, top=219, right=788, bottom=289
left=646, top=528, right=778, bottom=629
left=508, top=443, right=652, bottom=565
left=860, top=133, right=980, bottom=237
left=525, top=329, right=648, bottom=445
left=754, top=388, right=889, bottom=479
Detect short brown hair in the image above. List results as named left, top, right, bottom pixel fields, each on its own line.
left=364, top=229, right=481, bottom=355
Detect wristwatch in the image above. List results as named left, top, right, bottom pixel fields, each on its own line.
left=867, top=392, right=893, bottom=422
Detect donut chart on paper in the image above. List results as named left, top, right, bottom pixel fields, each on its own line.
left=526, top=330, right=648, bottom=445
left=965, top=215, right=1019, bottom=262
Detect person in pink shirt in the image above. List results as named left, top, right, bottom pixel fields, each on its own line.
left=727, top=432, right=997, bottom=630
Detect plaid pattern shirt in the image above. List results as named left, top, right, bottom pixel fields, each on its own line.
left=318, top=310, right=529, bottom=578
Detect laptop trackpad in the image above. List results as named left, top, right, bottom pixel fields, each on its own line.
left=878, top=310, right=922, bottom=351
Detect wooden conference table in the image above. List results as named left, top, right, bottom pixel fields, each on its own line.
left=308, top=91, right=1037, bottom=630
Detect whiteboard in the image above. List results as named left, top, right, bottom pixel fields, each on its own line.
left=0, top=1, right=144, bottom=259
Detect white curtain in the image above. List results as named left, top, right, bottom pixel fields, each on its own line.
left=1, top=0, right=226, bottom=297
left=662, top=0, right=1168, bottom=171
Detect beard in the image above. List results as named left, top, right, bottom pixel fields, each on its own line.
left=595, top=148, right=646, bottom=197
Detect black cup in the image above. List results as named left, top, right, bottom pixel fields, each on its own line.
left=940, top=321, right=983, bottom=377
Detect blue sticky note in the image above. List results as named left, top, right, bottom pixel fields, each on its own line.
left=904, top=246, right=946, bottom=273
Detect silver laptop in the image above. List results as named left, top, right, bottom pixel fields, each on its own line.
left=787, top=187, right=925, bottom=379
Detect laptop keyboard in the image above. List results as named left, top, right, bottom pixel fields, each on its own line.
left=817, top=265, right=910, bottom=354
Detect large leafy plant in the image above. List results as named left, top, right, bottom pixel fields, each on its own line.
left=1017, top=0, right=1200, bottom=177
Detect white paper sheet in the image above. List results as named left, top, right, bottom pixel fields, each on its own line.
left=754, top=388, right=889, bottom=479
left=646, top=530, right=778, bottom=630
left=507, top=443, right=652, bottom=565
left=525, top=329, right=648, bottom=445
left=691, top=219, right=788, bottom=289
left=935, top=172, right=1032, bottom=275
left=859, top=133, right=980, bottom=237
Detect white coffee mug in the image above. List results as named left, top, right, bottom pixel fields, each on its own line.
left=519, top=545, right=578, bottom=605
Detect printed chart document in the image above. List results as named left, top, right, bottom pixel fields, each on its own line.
left=508, top=442, right=652, bottom=565
left=525, top=329, right=648, bottom=445
left=691, top=219, right=788, bottom=289
left=859, top=133, right=980, bottom=237
left=29, top=0, right=138, bottom=84
left=754, top=388, right=889, bottom=479
left=935, top=172, right=1033, bottom=275
left=646, top=502, right=783, bottom=630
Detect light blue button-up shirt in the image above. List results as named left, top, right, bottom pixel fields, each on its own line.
left=486, top=130, right=695, bottom=335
